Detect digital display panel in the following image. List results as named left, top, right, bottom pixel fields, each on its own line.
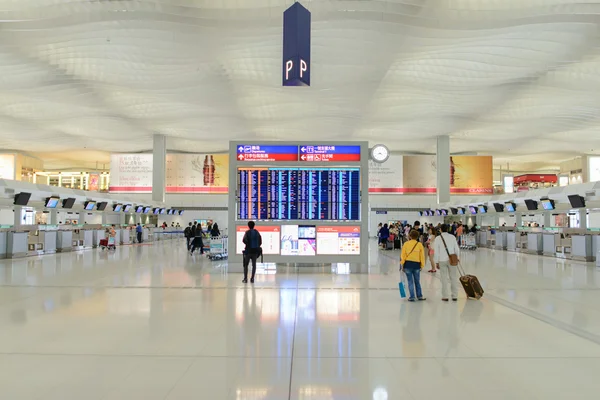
left=135, top=206, right=144, bottom=213
left=45, top=197, right=60, bottom=208
left=541, top=199, right=554, bottom=210
left=316, top=226, right=360, bottom=255
left=237, top=167, right=361, bottom=221
left=457, top=208, right=465, bottom=215
left=505, top=202, right=515, bottom=212
left=113, top=204, right=123, bottom=212
left=236, top=226, right=281, bottom=255
left=468, top=206, right=477, bottom=214
left=123, top=204, right=132, bottom=212
left=143, top=207, right=151, bottom=214
left=478, top=205, right=487, bottom=214
left=84, top=201, right=96, bottom=211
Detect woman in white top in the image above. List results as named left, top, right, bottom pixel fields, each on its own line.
left=433, top=224, right=461, bottom=301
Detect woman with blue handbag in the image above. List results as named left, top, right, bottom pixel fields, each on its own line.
left=400, top=230, right=426, bottom=302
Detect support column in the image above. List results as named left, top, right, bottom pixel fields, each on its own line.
left=493, top=214, right=500, bottom=228
left=79, top=212, right=86, bottom=225
left=516, top=214, right=523, bottom=228
left=436, top=135, right=451, bottom=204
left=579, top=210, right=588, bottom=229
left=101, top=213, right=107, bottom=225
left=14, top=206, right=22, bottom=227
left=543, top=212, right=552, bottom=228
left=50, top=210, right=58, bottom=225
left=152, top=134, right=167, bottom=203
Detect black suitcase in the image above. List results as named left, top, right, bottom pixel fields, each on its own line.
left=394, top=238, right=401, bottom=249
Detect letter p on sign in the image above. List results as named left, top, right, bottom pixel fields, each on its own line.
left=285, top=60, right=293, bottom=80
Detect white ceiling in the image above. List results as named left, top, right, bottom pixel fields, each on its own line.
left=2, top=0, right=600, bottom=170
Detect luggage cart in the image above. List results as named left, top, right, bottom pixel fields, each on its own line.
left=462, top=233, right=477, bottom=250
left=100, top=236, right=116, bottom=251
left=208, top=236, right=228, bottom=260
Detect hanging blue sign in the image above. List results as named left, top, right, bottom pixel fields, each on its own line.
left=282, top=2, right=311, bottom=86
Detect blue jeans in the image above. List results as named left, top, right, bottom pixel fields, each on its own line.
left=403, top=261, right=423, bottom=299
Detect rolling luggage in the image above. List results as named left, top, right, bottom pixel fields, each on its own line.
left=386, top=239, right=394, bottom=250
left=458, top=264, right=483, bottom=299
left=394, top=236, right=401, bottom=249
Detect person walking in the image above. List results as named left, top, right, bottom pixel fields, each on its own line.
left=426, top=226, right=437, bottom=273
left=456, top=222, right=464, bottom=246
left=433, top=224, right=461, bottom=302
left=378, top=223, right=390, bottom=248
left=400, top=230, right=426, bottom=302
left=190, top=226, right=204, bottom=255
left=211, top=223, right=220, bottom=238
left=242, top=221, right=262, bottom=284
left=184, top=222, right=193, bottom=250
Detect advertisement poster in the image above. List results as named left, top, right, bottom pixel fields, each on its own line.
left=88, top=172, right=100, bottom=191
left=450, top=156, right=493, bottom=194
left=298, top=225, right=316, bottom=256
left=368, top=154, right=403, bottom=193
left=589, top=156, right=600, bottom=182
left=316, top=226, right=360, bottom=255
left=236, top=226, right=280, bottom=255
left=368, top=155, right=492, bottom=195
left=0, top=154, right=15, bottom=180
left=109, top=154, right=153, bottom=193
left=166, top=153, right=228, bottom=193
left=280, top=225, right=299, bottom=255
left=109, top=153, right=229, bottom=193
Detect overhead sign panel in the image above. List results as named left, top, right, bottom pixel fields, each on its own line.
left=299, top=145, right=361, bottom=162
left=282, top=2, right=311, bottom=86
left=236, top=145, right=299, bottom=162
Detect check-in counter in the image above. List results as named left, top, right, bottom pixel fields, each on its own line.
left=93, top=228, right=107, bottom=247
left=56, top=228, right=73, bottom=253
left=543, top=233, right=559, bottom=257
left=120, top=228, right=131, bottom=245
left=39, top=225, right=57, bottom=255
left=506, top=231, right=517, bottom=252
left=526, top=232, right=543, bottom=255
left=516, top=232, right=528, bottom=252
left=556, top=236, right=572, bottom=259
left=572, top=234, right=593, bottom=262
left=7, top=230, right=28, bottom=258
left=72, top=226, right=94, bottom=250
left=0, top=227, right=9, bottom=259
left=495, top=231, right=506, bottom=250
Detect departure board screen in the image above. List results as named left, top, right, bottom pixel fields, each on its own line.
left=238, top=168, right=360, bottom=221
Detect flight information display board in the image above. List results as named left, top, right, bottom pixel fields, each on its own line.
left=237, top=167, right=360, bottom=220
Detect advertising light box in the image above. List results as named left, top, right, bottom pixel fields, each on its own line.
left=317, top=226, right=360, bottom=255
left=236, top=226, right=281, bottom=255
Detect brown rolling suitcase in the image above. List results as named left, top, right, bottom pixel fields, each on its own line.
left=459, top=274, right=484, bottom=299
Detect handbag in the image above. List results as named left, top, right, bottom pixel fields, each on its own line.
left=440, top=233, right=459, bottom=266
left=398, top=271, right=408, bottom=298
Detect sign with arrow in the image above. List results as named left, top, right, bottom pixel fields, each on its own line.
left=236, top=145, right=299, bottom=162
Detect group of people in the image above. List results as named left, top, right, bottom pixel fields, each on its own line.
left=183, top=221, right=221, bottom=255
left=391, top=221, right=465, bottom=302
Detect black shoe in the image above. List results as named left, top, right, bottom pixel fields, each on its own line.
left=242, top=279, right=248, bottom=283
left=250, top=278, right=254, bottom=283
left=452, top=298, right=458, bottom=302
left=418, top=297, right=426, bottom=301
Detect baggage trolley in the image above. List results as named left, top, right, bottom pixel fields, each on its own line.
left=462, top=233, right=477, bottom=250
left=208, top=236, right=228, bottom=260
left=100, top=236, right=116, bottom=251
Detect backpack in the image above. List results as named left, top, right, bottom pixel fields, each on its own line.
left=248, top=229, right=261, bottom=249
left=184, top=227, right=191, bottom=238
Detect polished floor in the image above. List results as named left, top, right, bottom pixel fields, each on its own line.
left=1, top=239, right=600, bottom=399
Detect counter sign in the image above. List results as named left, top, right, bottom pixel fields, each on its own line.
left=299, top=145, right=361, bottom=162
left=237, top=145, right=299, bottom=162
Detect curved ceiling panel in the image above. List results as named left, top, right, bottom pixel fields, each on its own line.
left=1, top=0, right=600, bottom=170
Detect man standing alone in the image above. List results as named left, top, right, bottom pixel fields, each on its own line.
left=242, top=221, right=262, bottom=284
left=136, top=223, right=143, bottom=244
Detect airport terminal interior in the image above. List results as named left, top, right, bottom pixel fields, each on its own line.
left=3, top=0, right=600, bottom=399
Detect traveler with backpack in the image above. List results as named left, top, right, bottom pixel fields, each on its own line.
left=184, top=222, right=193, bottom=250
left=242, top=221, right=262, bottom=284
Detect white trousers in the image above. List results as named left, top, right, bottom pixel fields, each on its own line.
left=439, top=261, right=459, bottom=299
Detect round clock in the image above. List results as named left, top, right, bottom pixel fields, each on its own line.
left=370, top=144, right=390, bottom=163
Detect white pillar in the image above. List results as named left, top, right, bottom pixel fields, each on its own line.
left=14, top=206, right=22, bottom=227
left=79, top=212, right=86, bottom=225
left=579, top=210, right=588, bottom=229
left=50, top=210, right=58, bottom=225
left=436, top=135, right=451, bottom=204
left=152, top=134, right=167, bottom=203
left=516, top=214, right=523, bottom=227
left=101, top=213, right=107, bottom=225
left=543, top=212, right=552, bottom=228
